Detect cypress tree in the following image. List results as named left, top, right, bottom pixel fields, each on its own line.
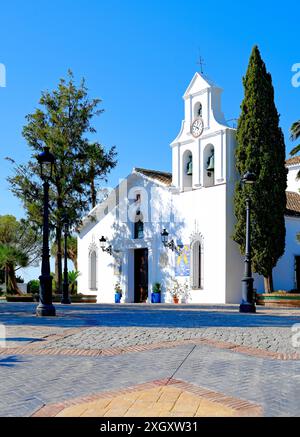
left=233, top=45, right=287, bottom=293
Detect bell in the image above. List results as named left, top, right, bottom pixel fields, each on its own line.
left=186, top=165, right=193, bottom=176
left=206, top=154, right=214, bottom=171
left=186, top=156, right=193, bottom=175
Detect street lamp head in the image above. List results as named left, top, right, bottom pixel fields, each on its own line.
left=161, top=228, right=169, bottom=246
left=241, top=171, right=256, bottom=185
left=99, top=236, right=107, bottom=250
left=37, top=147, right=55, bottom=181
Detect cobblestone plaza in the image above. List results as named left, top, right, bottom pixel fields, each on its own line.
left=0, top=302, right=300, bottom=417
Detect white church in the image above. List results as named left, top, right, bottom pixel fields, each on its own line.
left=77, top=72, right=300, bottom=304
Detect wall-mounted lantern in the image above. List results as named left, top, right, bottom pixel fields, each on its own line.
left=99, top=236, right=112, bottom=255
left=161, top=229, right=181, bottom=255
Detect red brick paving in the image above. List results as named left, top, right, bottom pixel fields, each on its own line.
left=1, top=333, right=299, bottom=360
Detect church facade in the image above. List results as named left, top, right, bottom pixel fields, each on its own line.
left=77, top=72, right=300, bottom=304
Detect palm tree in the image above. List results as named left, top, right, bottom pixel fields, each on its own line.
left=0, top=245, right=29, bottom=294
left=68, top=270, right=80, bottom=295
left=290, top=120, right=300, bottom=156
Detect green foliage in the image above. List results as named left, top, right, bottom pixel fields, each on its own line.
left=233, top=46, right=287, bottom=289
left=290, top=120, right=300, bottom=156
left=6, top=71, right=117, bottom=292
left=51, top=235, right=77, bottom=270
left=152, top=282, right=161, bottom=293
left=68, top=270, right=80, bottom=295
left=27, top=279, right=40, bottom=294
left=0, top=215, right=41, bottom=293
left=115, top=281, right=122, bottom=294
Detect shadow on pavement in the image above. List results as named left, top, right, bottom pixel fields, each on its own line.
left=0, top=302, right=299, bottom=329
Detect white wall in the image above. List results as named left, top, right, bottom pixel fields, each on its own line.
left=78, top=170, right=229, bottom=304
left=172, top=185, right=227, bottom=303
left=287, top=165, right=300, bottom=193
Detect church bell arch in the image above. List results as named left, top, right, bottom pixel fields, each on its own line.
left=182, top=149, right=193, bottom=190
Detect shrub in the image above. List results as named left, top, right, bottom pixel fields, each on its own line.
left=68, top=270, right=80, bottom=295
left=27, top=279, right=40, bottom=294
left=6, top=294, right=34, bottom=302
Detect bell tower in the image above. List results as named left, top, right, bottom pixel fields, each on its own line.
left=170, top=72, right=233, bottom=191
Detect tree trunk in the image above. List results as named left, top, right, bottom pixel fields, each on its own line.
left=7, top=264, right=22, bottom=295
left=56, top=227, right=63, bottom=294
left=264, top=273, right=274, bottom=293
left=54, top=253, right=58, bottom=291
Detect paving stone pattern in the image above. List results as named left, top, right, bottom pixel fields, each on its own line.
left=0, top=302, right=300, bottom=417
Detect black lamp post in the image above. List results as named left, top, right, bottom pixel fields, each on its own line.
left=239, top=170, right=257, bottom=314
left=36, top=147, right=56, bottom=317
left=61, top=214, right=71, bottom=304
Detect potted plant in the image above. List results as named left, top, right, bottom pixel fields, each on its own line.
left=180, top=280, right=191, bottom=304
left=151, top=282, right=161, bottom=303
left=115, top=282, right=122, bottom=303
left=169, top=279, right=181, bottom=304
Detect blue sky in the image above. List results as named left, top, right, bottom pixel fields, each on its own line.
left=0, top=0, right=299, bottom=279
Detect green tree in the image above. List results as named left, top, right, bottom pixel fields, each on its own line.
left=0, top=245, right=28, bottom=294
left=51, top=234, right=77, bottom=273
left=7, top=71, right=117, bottom=293
left=233, top=46, right=287, bottom=293
left=0, top=215, right=41, bottom=293
left=290, top=120, right=300, bottom=156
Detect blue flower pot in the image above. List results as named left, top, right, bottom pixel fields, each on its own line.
left=151, top=292, right=161, bottom=303
left=115, top=292, right=122, bottom=303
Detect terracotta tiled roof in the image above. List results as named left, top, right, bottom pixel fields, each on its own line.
left=134, top=168, right=172, bottom=186
left=286, top=191, right=300, bottom=216
left=286, top=156, right=300, bottom=166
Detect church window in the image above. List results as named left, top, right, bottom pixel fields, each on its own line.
left=190, top=238, right=203, bottom=289
left=89, top=250, right=97, bottom=290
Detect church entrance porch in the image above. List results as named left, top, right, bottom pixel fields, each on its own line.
left=134, top=248, right=148, bottom=303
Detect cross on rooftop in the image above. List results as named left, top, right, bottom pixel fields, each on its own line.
left=197, top=55, right=205, bottom=74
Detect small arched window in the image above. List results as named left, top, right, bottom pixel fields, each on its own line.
left=89, top=250, right=97, bottom=290
left=190, top=237, right=204, bottom=289
left=134, top=210, right=144, bottom=239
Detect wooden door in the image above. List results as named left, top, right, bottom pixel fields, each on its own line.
left=134, top=249, right=148, bottom=303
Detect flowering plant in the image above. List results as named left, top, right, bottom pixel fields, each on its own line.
left=169, top=278, right=190, bottom=299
